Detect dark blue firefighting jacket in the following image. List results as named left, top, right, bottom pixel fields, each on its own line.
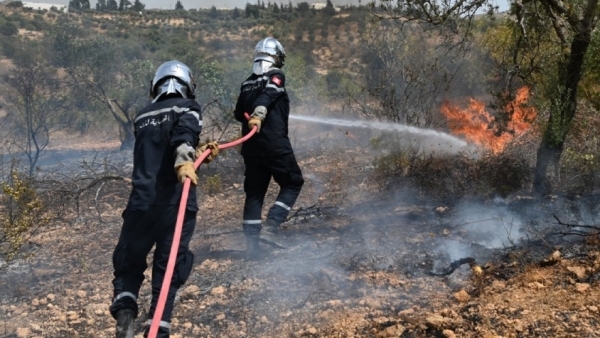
left=126, top=96, right=202, bottom=211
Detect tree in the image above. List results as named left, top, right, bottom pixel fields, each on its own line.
left=357, top=20, right=460, bottom=127
left=49, top=21, right=150, bottom=150
left=69, top=0, right=90, bottom=10
left=370, top=0, right=600, bottom=196
left=96, top=0, right=106, bottom=10
left=232, top=7, right=241, bottom=18
left=297, top=2, right=310, bottom=13
left=210, top=5, right=219, bottom=18
left=323, top=0, right=336, bottom=16
left=175, top=0, right=184, bottom=10
left=245, top=3, right=260, bottom=18
left=6, top=1, right=23, bottom=8
left=524, top=0, right=598, bottom=195
left=118, top=0, right=131, bottom=10
left=96, top=0, right=116, bottom=10
left=107, top=0, right=118, bottom=10
left=0, top=22, right=18, bottom=37
left=6, top=58, right=65, bottom=176
left=131, top=0, right=145, bottom=11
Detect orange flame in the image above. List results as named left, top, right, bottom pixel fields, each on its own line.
left=440, top=87, right=536, bottom=153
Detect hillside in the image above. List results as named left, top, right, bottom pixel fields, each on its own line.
left=0, top=4, right=368, bottom=74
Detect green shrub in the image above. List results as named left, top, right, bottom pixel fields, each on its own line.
left=204, top=174, right=222, bottom=195
left=6, top=1, right=23, bottom=8
left=0, top=36, right=18, bottom=58
left=1, top=172, right=51, bottom=267
left=0, top=22, right=18, bottom=37
left=23, top=23, right=35, bottom=31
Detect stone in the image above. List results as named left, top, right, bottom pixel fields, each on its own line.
left=567, top=266, right=587, bottom=280
left=16, top=328, right=30, bottom=338
left=180, top=285, right=201, bottom=298
left=575, top=283, right=590, bottom=293
left=376, top=324, right=406, bottom=337
left=426, top=314, right=453, bottom=329
left=443, top=329, right=457, bottom=338
left=454, top=290, right=470, bottom=303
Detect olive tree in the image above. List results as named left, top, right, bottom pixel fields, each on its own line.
left=49, top=20, right=150, bottom=150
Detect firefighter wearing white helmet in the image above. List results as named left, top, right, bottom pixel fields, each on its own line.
left=252, top=36, right=286, bottom=75
left=234, top=37, right=304, bottom=260
left=109, top=60, right=218, bottom=338
left=150, top=60, right=196, bottom=102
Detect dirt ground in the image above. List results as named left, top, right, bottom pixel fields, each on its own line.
left=2, top=129, right=600, bottom=338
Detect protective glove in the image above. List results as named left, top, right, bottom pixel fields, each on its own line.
left=175, top=162, right=198, bottom=185
left=196, top=140, right=219, bottom=163
left=248, top=117, right=262, bottom=133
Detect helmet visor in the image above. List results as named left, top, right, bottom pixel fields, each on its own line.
left=152, top=78, right=189, bottom=102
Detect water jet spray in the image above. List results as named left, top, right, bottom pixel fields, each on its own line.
left=290, top=114, right=475, bottom=155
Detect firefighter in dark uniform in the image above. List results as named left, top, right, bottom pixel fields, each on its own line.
left=234, top=37, right=304, bottom=259
left=109, top=60, right=218, bottom=338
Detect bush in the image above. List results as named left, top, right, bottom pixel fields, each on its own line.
left=0, top=22, right=18, bottom=37
left=0, top=36, right=18, bottom=58
left=372, top=145, right=532, bottom=201
left=0, top=172, right=51, bottom=267
left=557, top=149, right=599, bottom=195
left=203, top=174, right=222, bottom=195
left=6, top=1, right=23, bottom=8
left=31, top=14, right=48, bottom=31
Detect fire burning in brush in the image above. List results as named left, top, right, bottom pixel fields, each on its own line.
left=441, top=87, right=536, bottom=153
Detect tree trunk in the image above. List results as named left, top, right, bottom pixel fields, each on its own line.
left=532, top=140, right=563, bottom=197
left=119, top=121, right=135, bottom=151
left=531, top=25, right=593, bottom=196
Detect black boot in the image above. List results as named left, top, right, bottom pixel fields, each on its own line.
left=259, top=219, right=287, bottom=249
left=245, top=235, right=262, bottom=260
left=143, top=325, right=170, bottom=338
left=115, top=309, right=135, bottom=338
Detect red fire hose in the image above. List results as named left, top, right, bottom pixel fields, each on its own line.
left=147, top=113, right=255, bottom=338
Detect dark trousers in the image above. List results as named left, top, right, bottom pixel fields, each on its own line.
left=110, top=205, right=197, bottom=325
left=242, top=153, right=304, bottom=236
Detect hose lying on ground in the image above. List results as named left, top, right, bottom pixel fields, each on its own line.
left=427, top=257, right=479, bottom=277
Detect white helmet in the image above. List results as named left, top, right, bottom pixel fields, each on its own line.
left=150, top=60, right=196, bottom=102
left=253, top=37, right=285, bottom=75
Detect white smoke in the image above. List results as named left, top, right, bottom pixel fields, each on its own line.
left=440, top=200, right=525, bottom=253
left=458, top=203, right=524, bottom=249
